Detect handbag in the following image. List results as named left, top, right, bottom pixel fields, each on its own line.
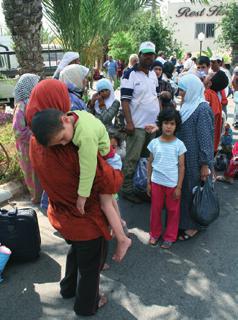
left=191, top=176, right=220, bottom=226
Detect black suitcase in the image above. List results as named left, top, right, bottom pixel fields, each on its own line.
left=0, top=207, right=41, bottom=261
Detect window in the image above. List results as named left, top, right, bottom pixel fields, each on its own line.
left=206, top=24, right=215, bottom=38
left=195, top=23, right=215, bottom=38
left=195, top=24, right=205, bottom=38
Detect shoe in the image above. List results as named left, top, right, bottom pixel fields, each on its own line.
left=121, top=191, right=142, bottom=203
left=148, top=237, right=159, bottom=247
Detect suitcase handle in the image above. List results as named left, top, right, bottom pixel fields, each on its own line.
left=0, top=208, right=17, bottom=216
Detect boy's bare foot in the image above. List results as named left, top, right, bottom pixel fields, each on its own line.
left=112, top=237, right=132, bottom=262
left=102, top=263, right=110, bottom=271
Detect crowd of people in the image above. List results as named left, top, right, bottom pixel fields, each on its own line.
left=11, top=41, right=238, bottom=316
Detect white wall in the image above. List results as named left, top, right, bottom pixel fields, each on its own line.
left=161, top=0, right=235, bottom=54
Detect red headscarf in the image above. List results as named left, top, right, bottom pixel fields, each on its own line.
left=26, top=79, right=70, bottom=126
left=26, top=79, right=122, bottom=241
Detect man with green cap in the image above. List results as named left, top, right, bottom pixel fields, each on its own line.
left=120, top=41, right=160, bottom=203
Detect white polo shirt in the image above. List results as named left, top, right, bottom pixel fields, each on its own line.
left=121, top=66, right=160, bottom=128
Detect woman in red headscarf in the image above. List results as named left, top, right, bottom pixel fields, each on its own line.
left=25, top=79, right=123, bottom=316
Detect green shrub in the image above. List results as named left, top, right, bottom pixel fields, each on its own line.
left=0, top=122, right=23, bottom=184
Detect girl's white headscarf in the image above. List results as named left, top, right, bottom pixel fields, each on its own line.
left=59, top=64, right=89, bottom=90
left=94, top=79, right=115, bottom=114
left=53, top=51, right=79, bottom=79
left=178, top=74, right=206, bottom=123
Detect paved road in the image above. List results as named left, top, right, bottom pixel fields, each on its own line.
left=1, top=179, right=238, bottom=320
left=1, top=101, right=238, bottom=320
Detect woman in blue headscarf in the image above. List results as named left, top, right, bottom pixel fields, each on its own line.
left=88, top=79, right=120, bottom=130
left=177, top=74, right=214, bottom=240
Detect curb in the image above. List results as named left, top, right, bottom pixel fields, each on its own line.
left=0, top=181, right=26, bottom=205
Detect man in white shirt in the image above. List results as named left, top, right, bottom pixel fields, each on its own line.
left=183, top=52, right=193, bottom=72
left=120, top=41, right=160, bottom=203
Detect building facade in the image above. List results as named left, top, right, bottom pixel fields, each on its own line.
left=161, top=0, right=235, bottom=55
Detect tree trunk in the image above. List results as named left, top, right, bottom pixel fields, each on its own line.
left=231, top=43, right=238, bottom=67
left=2, top=0, right=44, bottom=76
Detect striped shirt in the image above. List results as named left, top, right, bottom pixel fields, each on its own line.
left=120, top=65, right=160, bottom=128
left=147, top=137, right=187, bottom=187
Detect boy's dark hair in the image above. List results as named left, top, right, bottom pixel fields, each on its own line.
left=31, top=109, right=64, bottom=146
left=197, top=56, right=210, bottom=67
left=163, top=62, right=175, bottom=79
left=108, top=131, right=122, bottom=148
left=156, top=107, right=182, bottom=135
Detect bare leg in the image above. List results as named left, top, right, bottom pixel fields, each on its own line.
left=100, top=194, right=131, bottom=262
left=112, top=198, right=128, bottom=230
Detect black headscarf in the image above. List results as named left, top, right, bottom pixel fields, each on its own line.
left=210, top=70, right=229, bottom=92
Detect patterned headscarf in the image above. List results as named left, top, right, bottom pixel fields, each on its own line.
left=14, top=73, right=40, bottom=104
left=178, top=74, right=206, bottom=123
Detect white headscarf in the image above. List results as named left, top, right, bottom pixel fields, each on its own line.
left=94, top=79, right=115, bottom=114
left=59, top=64, right=89, bottom=90
left=178, top=74, right=206, bottom=123
left=53, top=51, right=79, bottom=79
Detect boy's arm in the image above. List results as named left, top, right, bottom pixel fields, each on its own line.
left=174, top=153, right=185, bottom=199
left=147, top=153, right=153, bottom=196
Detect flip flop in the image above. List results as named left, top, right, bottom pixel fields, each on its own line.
left=98, top=294, right=108, bottom=309
left=216, top=176, right=233, bottom=184
left=178, top=229, right=199, bottom=241
left=160, top=241, right=173, bottom=249
left=148, top=237, right=159, bottom=247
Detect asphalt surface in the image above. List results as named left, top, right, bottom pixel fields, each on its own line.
left=1, top=101, right=238, bottom=320
left=0, top=176, right=238, bottom=320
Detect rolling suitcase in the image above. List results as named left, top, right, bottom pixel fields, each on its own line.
left=0, top=207, right=41, bottom=261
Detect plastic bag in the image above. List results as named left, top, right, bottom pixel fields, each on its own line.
left=0, top=244, right=11, bottom=283
left=191, top=176, right=220, bottom=226
left=133, top=158, right=148, bottom=192
left=214, top=152, right=228, bottom=171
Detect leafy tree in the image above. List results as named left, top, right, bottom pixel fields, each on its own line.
left=218, top=2, right=238, bottom=65
left=42, top=0, right=209, bottom=64
left=129, top=10, right=181, bottom=58
left=2, top=0, right=44, bottom=75
left=108, top=32, right=136, bottom=62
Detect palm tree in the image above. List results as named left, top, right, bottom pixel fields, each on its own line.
left=2, top=0, right=44, bottom=75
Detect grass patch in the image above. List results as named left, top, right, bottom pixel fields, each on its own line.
left=0, top=122, right=23, bottom=184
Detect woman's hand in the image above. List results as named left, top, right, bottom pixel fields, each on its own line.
left=144, top=124, right=158, bottom=134
left=173, top=187, right=181, bottom=200
left=98, top=95, right=105, bottom=108
left=147, top=182, right=151, bottom=197
left=200, top=165, right=210, bottom=181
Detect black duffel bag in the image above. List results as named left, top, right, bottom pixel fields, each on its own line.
left=0, top=207, right=41, bottom=261
left=191, top=177, right=220, bottom=226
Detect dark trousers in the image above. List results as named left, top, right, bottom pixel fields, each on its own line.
left=60, top=237, right=108, bottom=316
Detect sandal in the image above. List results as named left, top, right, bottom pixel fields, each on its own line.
left=216, top=176, right=234, bottom=184
left=160, top=241, right=173, bottom=249
left=148, top=237, right=159, bottom=247
left=98, top=293, right=108, bottom=309
left=178, top=229, right=199, bottom=241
